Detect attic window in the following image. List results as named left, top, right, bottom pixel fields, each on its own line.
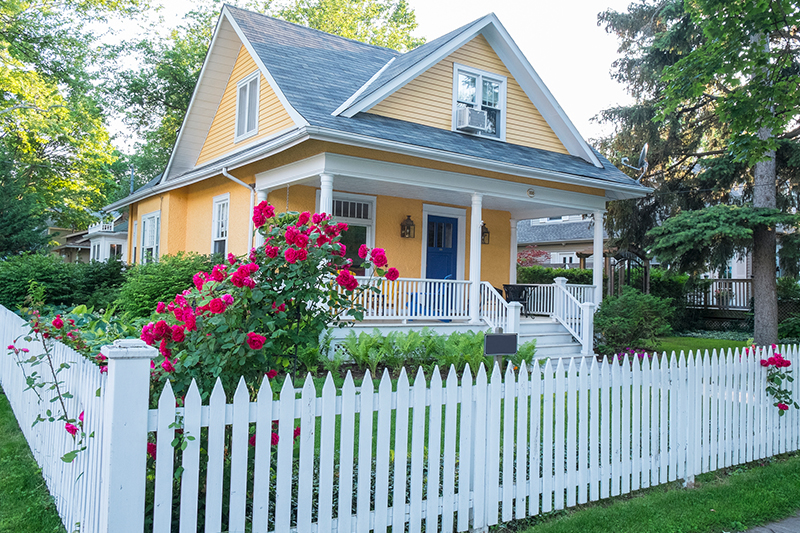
left=235, top=71, right=260, bottom=142
left=452, top=63, right=506, bottom=140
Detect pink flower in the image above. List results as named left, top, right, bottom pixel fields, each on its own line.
left=100, top=366, right=108, bottom=374
left=761, top=359, right=769, bottom=367
left=65, top=423, right=78, bottom=436
left=285, top=248, right=298, bottom=264
left=252, top=212, right=267, bottom=228
left=184, top=313, right=197, bottom=332
left=171, top=325, right=186, bottom=343
left=265, top=245, right=279, bottom=258
left=156, top=301, right=167, bottom=313
left=79, top=411, right=84, bottom=424
left=159, top=339, right=171, bottom=358
left=209, top=298, right=227, bottom=314
left=253, top=201, right=275, bottom=223
left=336, top=269, right=359, bottom=291
left=52, top=315, right=64, bottom=329
left=161, top=358, right=175, bottom=373
left=768, top=357, right=777, bottom=366
left=385, top=267, right=399, bottom=281
left=249, top=434, right=256, bottom=447
left=312, top=213, right=324, bottom=224
left=338, top=243, right=347, bottom=257
left=294, top=426, right=301, bottom=440
left=371, top=248, right=388, bottom=268
left=222, top=294, right=234, bottom=306
left=147, top=442, right=157, bottom=460
left=358, top=244, right=370, bottom=259
left=296, top=249, right=308, bottom=261
left=211, top=264, right=227, bottom=281
left=771, top=344, right=778, bottom=350
left=266, top=369, right=278, bottom=379
left=297, top=211, right=310, bottom=226
left=778, top=403, right=789, bottom=411
left=285, top=227, right=299, bottom=246
left=272, top=302, right=286, bottom=314
left=141, top=323, right=156, bottom=345
left=271, top=432, right=280, bottom=445
left=193, top=272, right=206, bottom=291
left=247, top=332, right=267, bottom=350
left=228, top=253, right=237, bottom=265
left=295, top=233, right=309, bottom=249
left=154, top=320, right=169, bottom=341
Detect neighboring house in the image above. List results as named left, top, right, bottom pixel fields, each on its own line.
left=517, top=215, right=608, bottom=269
left=104, top=6, right=650, bottom=354
left=51, top=229, right=91, bottom=263
left=86, top=212, right=128, bottom=263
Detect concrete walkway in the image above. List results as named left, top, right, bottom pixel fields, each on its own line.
left=743, top=511, right=800, bottom=532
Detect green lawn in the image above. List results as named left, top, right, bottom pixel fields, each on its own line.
left=0, top=388, right=65, bottom=533
left=519, top=453, right=800, bottom=533
left=655, top=337, right=750, bottom=356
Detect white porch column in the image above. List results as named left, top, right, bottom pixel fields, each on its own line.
left=469, top=193, right=483, bottom=324
left=255, top=189, right=268, bottom=247
left=592, top=210, right=604, bottom=304
left=319, top=173, right=334, bottom=215
left=509, top=218, right=518, bottom=284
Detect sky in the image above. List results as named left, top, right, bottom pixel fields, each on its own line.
left=113, top=0, right=634, bottom=149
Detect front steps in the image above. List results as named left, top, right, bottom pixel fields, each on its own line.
left=518, top=317, right=584, bottom=359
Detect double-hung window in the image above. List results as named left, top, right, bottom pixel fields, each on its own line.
left=331, top=194, right=375, bottom=276
left=140, top=211, right=160, bottom=264
left=453, top=63, right=507, bottom=140
left=110, top=243, right=123, bottom=259
left=211, top=194, right=229, bottom=256
left=235, top=72, right=260, bottom=142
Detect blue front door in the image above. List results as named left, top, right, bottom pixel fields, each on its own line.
left=426, top=216, right=458, bottom=279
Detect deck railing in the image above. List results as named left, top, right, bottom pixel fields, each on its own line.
left=348, top=277, right=472, bottom=321
left=687, top=279, right=752, bottom=310
left=524, top=283, right=595, bottom=316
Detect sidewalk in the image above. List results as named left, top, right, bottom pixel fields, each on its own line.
left=744, top=511, right=800, bottom=532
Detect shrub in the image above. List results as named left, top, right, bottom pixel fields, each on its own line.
left=594, top=288, right=674, bottom=354
left=115, top=252, right=215, bottom=318
left=0, top=254, right=125, bottom=310
left=516, top=265, right=593, bottom=285
left=632, top=268, right=692, bottom=331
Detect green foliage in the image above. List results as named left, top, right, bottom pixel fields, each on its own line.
left=516, top=265, right=594, bottom=285
left=0, top=254, right=125, bottom=310
left=115, top=253, right=215, bottom=318
left=594, top=288, right=674, bottom=354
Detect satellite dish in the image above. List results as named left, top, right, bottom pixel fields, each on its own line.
left=638, top=143, right=649, bottom=169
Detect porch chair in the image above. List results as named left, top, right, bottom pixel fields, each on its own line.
left=503, top=284, right=530, bottom=317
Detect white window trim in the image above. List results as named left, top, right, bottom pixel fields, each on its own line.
left=234, top=71, right=260, bottom=143
left=420, top=204, right=467, bottom=280
left=211, top=193, right=230, bottom=256
left=140, top=210, right=161, bottom=264
left=451, top=62, right=507, bottom=142
left=315, top=190, right=376, bottom=271
left=132, top=220, right=138, bottom=265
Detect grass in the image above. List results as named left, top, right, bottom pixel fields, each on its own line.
left=655, top=336, right=751, bottom=356
left=0, top=387, right=65, bottom=533
left=515, top=453, right=800, bottom=533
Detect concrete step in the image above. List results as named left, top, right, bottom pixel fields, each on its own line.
left=519, top=331, right=575, bottom=345
left=534, top=342, right=584, bottom=358
left=517, top=321, right=568, bottom=335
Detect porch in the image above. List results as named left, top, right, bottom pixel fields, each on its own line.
left=337, top=276, right=598, bottom=356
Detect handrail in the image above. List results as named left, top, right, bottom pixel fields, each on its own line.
left=342, top=277, right=472, bottom=321
left=479, top=281, right=510, bottom=331
left=552, top=277, right=595, bottom=356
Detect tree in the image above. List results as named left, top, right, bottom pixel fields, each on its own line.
left=517, top=245, right=550, bottom=267
left=596, top=0, right=800, bottom=344
left=0, top=0, right=149, bottom=231
left=111, top=0, right=425, bottom=185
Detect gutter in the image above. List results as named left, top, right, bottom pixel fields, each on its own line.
left=221, top=167, right=255, bottom=252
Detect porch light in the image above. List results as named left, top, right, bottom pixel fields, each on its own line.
left=481, top=223, right=490, bottom=245
left=400, top=215, right=415, bottom=238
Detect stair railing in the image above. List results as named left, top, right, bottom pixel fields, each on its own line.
left=479, top=282, right=522, bottom=334
left=552, top=277, right=595, bottom=356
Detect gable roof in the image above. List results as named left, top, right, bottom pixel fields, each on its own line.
left=517, top=219, right=608, bottom=245
left=132, top=5, right=649, bottom=207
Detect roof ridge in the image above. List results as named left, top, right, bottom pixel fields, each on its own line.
left=224, top=4, right=405, bottom=54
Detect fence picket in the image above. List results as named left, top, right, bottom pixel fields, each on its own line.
left=179, top=380, right=202, bottom=533
left=427, top=368, right=443, bottom=531
left=600, top=360, right=611, bottom=499
left=275, top=377, right=295, bottom=533
left=658, top=355, right=668, bottom=485
left=529, top=362, right=542, bottom=517
left=410, top=367, right=427, bottom=533
left=542, top=359, right=554, bottom=512
left=445, top=366, right=459, bottom=533
left=516, top=361, right=530, bottom=519
left=252, top=376, right=273, bottom=533
left=297, top=375, right=316, bottom=533
left=631, top=358, right=641, bottom=491
left=566, top=360, right=578, bottom=507
left=589, top=358, right=600, bottom=501
left=205, top=379, right=226, bottom=533
left=153, top=381, right=176, bottom=532
left=553, top=359, right=566, bottom=510
left=338, top=373, right=357, bottom=533
left=641, top=356, right=652, bottom=489
left=393, top=369, right=411, bottom=530
left=228, top=378, right=250, bottom=532
left=502, top=363, right=516, bottom=522
left=472, top=365, right=488, bottom=529
left=374, top=371, right=392, bottom=533
left=486, top=364, right=502, bottom=524
left=357, top=372, right=375, bottom=533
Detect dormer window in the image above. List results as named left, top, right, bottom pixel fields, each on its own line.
left=452, top=63, right=506, bottom=140
left=235, top=71, right=260, bottom=142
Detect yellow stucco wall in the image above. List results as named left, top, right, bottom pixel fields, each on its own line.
left=196, top=45, right=295, bottom=166
left=369, top=34, right=568, bottom=154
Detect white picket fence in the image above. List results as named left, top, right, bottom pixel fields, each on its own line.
left=0, top=305, right=108, bottom=532
left=2, top=300, right=800, bottom=533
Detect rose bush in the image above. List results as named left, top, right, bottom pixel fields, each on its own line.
left=141, top=202, right=398, bottom=398
left=760, top=345, right=798, bottom=415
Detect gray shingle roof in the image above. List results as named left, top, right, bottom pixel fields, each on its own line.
left=209, top=7, right=646, bottom=188
left=517, top=220, right=607, bottom=245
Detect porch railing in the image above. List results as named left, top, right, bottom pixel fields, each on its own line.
left=552, top=278, right=595, bottom=356
left=349, top=277, right=471, bottom=321
left=686, top=279, right=752, bottom=310
left=479, top=281, right=518, bottom=333
left=524, top=283, right=595, bottom=315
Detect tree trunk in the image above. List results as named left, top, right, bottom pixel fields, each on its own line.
left=752, top=127, right=778, bottom=345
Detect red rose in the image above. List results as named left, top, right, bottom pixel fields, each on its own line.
left=183, top=312, right=197, bottom=332
left=296, top=249, right=308, bottom=261
left=312, top=213, right=324, bottom=224
left=768, top=356, right=777, bottom=366
left=247, top=332, right=267, bottom=350
left=193, top=272, right=206, bottom=291
left=154, top=320, right=169, bottom=340
left=253, top=212, right=267, bottom=228
left=249, top=434, right=256, bottom=447
left=171, top=325, right=186, bottom=343
left=285, top=227, right=299, bottom=245
left=265, top=245, right=279, bottom=258
left=371, top=248, right=388, bottom=268
left=156, top=301, right=167, bottom=313
left=266, top=369, right=278, bottom=379
left=211, top=264, right=227, bottom=281
left=760, top=359, right=769, bottom=367
left=65, top=423, right=78, bottom=436
left=228, top=253, right=236, bottom=265
left=52, top=315, right=64, bottom=329
left=297, top=211, right=310, bottom=226
left=209, top=298, right=227, bottom=314
left=161, top=358, right=175, bottom=373
left=285, top=248, right=298, bottom=264
left=336, top=270, right=359, bottom=291
left=147, top=442, right=157, bottom=460
left=271, top=432, right=280, bottom=445
left=100, top=366, right=108, bottom=374
left=294, top=426, right=301, bottom=440
left=778, top=403, right=789, bottom=411
left=358, top=244, right=369, bottom=259
left=385, top=267, right=399, bottom=281
left=295, top=233, right=309, bottom=249
left=231, top=273, right=245, bottom=287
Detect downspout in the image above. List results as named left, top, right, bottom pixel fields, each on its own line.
left=221, top=167, right=255, bottom=252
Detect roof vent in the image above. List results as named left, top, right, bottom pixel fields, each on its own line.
left=456, top=106, right=487, bottom=132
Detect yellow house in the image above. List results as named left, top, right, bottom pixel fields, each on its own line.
left=105, top=6, right=649, bottom=356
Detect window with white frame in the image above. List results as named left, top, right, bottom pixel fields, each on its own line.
left=453, top=63, right=506, bottom=139
left=235, top=72, right=260, bottom=141
left=110, top=243, right=123, bottom=259
left=212, top=194, right=229, bottom=256
left=332, top=194, right=374, bottom=276
left=140, top=211, right=160, bottom=264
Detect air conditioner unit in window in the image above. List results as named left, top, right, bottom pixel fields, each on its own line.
left=456, top=106, right=487, bottom=132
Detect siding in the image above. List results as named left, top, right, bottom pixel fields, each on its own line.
left=196, top=45, right=295, bottom=166
left=369, top=34, right=568, bottom=154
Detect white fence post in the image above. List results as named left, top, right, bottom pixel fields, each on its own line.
left=553, top=277, right=567, bottom=322
left=98, top=339, right=157, bottom=533
left=507, top=302, right=522, bottom=335
left=580, top=302, right=595, bottom=356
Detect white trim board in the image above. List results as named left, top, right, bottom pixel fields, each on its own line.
left=420, top=204, right=466, bottom=281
